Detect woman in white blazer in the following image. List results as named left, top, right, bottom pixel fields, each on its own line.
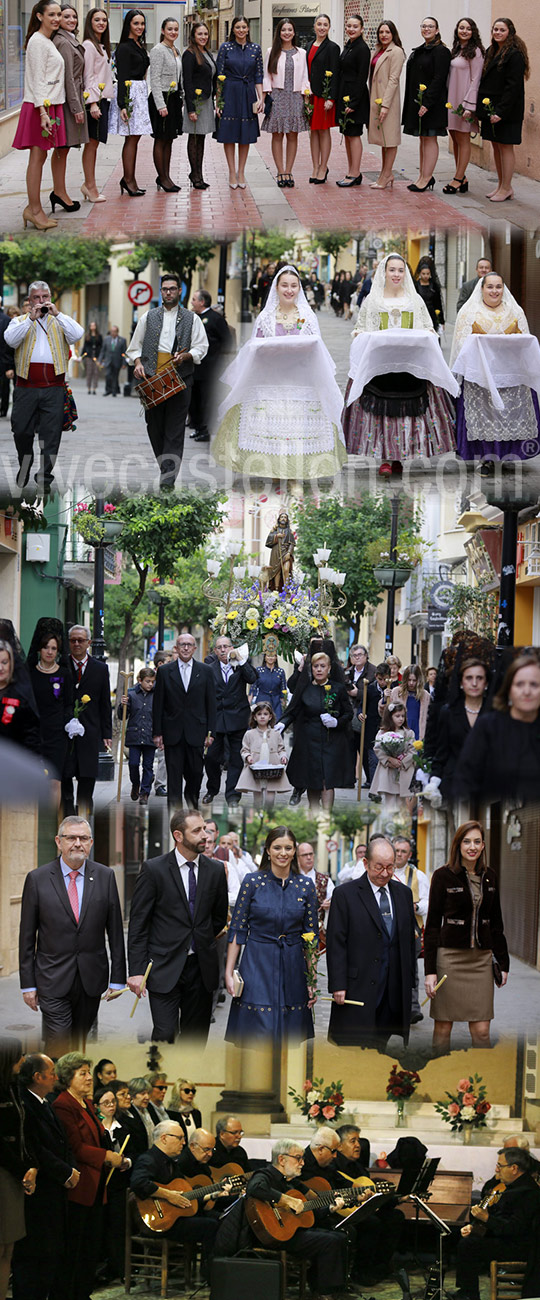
left=367, top=20, right=406, bottom=189
left=148, top=17, right=183, bottom=191
left=261, top=18, right=308, bottom=187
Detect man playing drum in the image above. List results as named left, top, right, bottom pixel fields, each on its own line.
left=125, top=273, right=208, bottom=489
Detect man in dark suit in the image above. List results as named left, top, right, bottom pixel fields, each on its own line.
left=455, top=1147, right=540, bottom=1300
left=127, top=809, right=228, bottom=1042
left=61, top=625, right=113, bottom=818
left=11, top=1053, right=80, bottom=1300
left=212, top=1117, right=249, bottom=1172
left=189, top=290, right=231, bottom=443
left=98, top=325, right=126, bottom=396
left=326, top=836, right=416, bottom=1048
left=153, top=632, right=216, bottom=810
left=456, top=256, right=492, bottom=314
left=203, top=635, right=257, bottom=806
left=18, top=815, right=127, bottom=1052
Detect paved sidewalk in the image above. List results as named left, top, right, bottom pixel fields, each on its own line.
left=1, top=129, right=539, bottom=239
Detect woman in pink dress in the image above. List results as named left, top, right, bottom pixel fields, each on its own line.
left=445, top=17, right=485, bottom=194
left=12, top=0, right=66, bottom=231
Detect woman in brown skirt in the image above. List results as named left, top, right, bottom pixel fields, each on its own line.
left=423, top=820, right=509, bottom=1052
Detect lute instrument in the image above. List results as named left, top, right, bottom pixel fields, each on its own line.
left=135, top=1172, right=246, bottom=1233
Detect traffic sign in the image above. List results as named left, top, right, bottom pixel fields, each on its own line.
left=128, top=280, right=153, bottom=306
left=327, top=839, right=338, bottom=852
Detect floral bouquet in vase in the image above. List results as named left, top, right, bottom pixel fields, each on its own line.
left=288, top=1077, right=345, bottom=1125
left=386, top=1064, right=421, bottom=1126
left=435, top=1074, right=491, bottom=1139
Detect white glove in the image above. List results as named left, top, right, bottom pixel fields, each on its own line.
left=65, top=718, right=85, bottom=738
left=274, top=721, right=285, bottom=734
left=415, top=768, right=430, bottom=788
left=422, top=776, right=441, bottom=797
left=320, top=713, right=338, bottom=729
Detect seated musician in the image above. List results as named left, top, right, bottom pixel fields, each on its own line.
left=455, top=1146, right=540, bottom=1300
left=302, top=1126, right=386, bottom=1287
left=130, top=1121, right=224, bottom=1273
left=335, top=1124, right=404, bottom=1277
left=212, top=1116, right=249, bottom=1172
left=480, top=1136, right=540, bottom=1198
left=125, top=273, right=209, bottom=490
left=232, top=1137, right=349, bottom=1299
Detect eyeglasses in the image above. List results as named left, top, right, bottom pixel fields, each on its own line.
left=60, top=835, right=92, bottom=844
left=226, top=1129, right=244, bottom=1136
left=317, top=1144, right=337, bottom=1154
left=197, top=1145, right=215, bottom=1154
left=286, top=1153, right=304, bottom=1163
left=154, top=1084, right=168, bottom=1091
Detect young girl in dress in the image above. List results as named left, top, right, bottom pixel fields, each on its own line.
left=370, top=701, right=416, bottom=807
left=236, top=702, right=291, bottom=808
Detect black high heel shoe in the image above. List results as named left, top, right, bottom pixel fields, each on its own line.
left=156, top=178, right=181, bottom=192
left=442, top=177, right=468, bottom=194
left=407, top=177, right=435, bottom=193
left=336, top=173, right=362, bottom=188
left=312, top=167, right=329, bottom=185
left=119, top=177, right=145, bottom=196
left=50, top=191, right=80, bottom=213
left=189, top=176, right=206, bottom=190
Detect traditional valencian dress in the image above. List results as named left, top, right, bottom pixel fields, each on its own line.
left=225, top=869, right=318, bottom=1042
left=450, top=279, right=540, bottom=462
left=342, top=255, right=458, bottom=461
left=211, top=265, right=346, bottom=479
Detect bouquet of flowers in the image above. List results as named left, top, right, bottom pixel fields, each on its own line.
left=434, top=1074, right=491, bottom=1133
left=387, top=1065, right=421, bottom=1102
left=210, top=579, right=328, bottom=659
left=378, top=731, right=408, bottom=759
left=288, top=1076, right=345, bottom=1124
left=302, top=87, right=313, bottom=124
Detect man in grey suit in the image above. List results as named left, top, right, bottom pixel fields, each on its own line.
left=18, top=815, right=126, bottom=1052
left=99, top=325, right=126, bottom=396
left=456, top=256, right=492, bottom=313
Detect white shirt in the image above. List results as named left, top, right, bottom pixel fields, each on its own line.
left=178, top=659, right=193, bottom=689
left=394, top=864, right=430, bottom=921
left=338, top=859, right=366, bottom=884
left=367, top=874, right=394, bottom=922
left=125, top=306, right=209, bottom=365
left=5, top=311, right=84, bottom=359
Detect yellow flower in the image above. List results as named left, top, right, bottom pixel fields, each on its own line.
left=195, top=88, right=202, bottom=95
left=169, top=80, right=177, bottom=89
left=43, top=99, right=51, bottom=107
left=125, top=80, right=132, bottom=87
left=413, top=740, right=423, bottom=750
left=309, top=618, right=319, bottom=628
left=246, top=619, right=258, bottom=630
left=81, top=694, right=91, bottom=704
left=302, top=931, right=316, bottom=943
left=343, top=95, right=350, bottom=103
left=482, top=97, right=490, bottom=105
left=264, top=616, right=276, bottom=629
left=419, top=83, right=426, bottom=91
left=325, top=69, right=332, bottom=75
left=226, top=610, right=239, bottom=619
left=98, top=82, right=105, bottom=90
left=218, top=74, right=226, bottom=82
left=288, top=615, right=298, bottom=627
left=83, top=91, right=90, bottom=100
left=324, top=684, right=331, bottom=692
left=323, top=614, right=330, bottom=622
left=446, top=102, right=453, bottom=109
left=375, top=97, right=383, bottom=105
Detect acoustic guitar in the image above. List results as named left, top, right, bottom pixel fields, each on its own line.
left=469, top=1181, right=505, bottom=1236
left=303, top=1174, right=395, bottom=1217
left=135, top=1172, right=246, bottom=1233
left=246, top=1179, right=393, bottom=1246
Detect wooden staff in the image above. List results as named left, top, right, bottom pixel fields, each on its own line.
left=320, top=996, right=365, bottom=1006
left=105, top=1133, right=130, bottom=1187
left=357, top=678, right=368, bottom=801
left=420, top=973, right=447, bottom=1008
left=116, top=670, right=132, bottom=801
left=130, top=960, right=153, bottom=1018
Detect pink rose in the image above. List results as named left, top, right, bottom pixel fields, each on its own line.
left=458, top=1078, right=471, bottom=1093
left=463, top=1093, right=476, bottom=1106
left=304, top=1080, right=312, bottom=1092
left=448, top=1103, right=460, bottom=1117
left=322, top=1106, right=336, bottom=1119
left=308, top=1104, right=320, bottom=1117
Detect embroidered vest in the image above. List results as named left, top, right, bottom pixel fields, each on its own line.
left=15, top=316, right=70, bottom=379
left=140, top=306, right=194, bottom=379
left=315, top=870, right=329, bottom=951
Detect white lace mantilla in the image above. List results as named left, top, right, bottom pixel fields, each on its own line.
left=463, top=381, right=538, bottom=442
left=237, top=387, right=334, bottom=455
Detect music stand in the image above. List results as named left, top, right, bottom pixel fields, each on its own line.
left=407, top=1196, right=452, bottom=1300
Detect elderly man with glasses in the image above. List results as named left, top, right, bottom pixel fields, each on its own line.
left=18, top=815, right=126, bottom=1053
left=61, top=624, right=113, bottom=819
left=212, top=1116, right=249, bottom=1171
left=130, top=1122, right=223, bottom=1275
left=455, top=1147, right=540, bottom=1300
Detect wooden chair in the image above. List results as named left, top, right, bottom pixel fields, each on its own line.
left=490, top=1259, right=527, bottom=1300
left=125, top=1192, right=194, bottom=1298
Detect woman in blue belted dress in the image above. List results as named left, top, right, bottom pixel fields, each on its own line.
left=215, top=15, right=264, bottom=189
left=225, top=826, right=318, bottom=1042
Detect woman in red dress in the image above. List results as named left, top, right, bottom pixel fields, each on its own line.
left=306, top=13, right=340, bottom=183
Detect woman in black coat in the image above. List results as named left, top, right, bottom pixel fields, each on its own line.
left=0, top=1038, right=36, bottom=1300
left=335, top=13, right=370, bottom=188
left=413, top=255, right=445, bottom=330
left=429, top=656, right=488, bottom=801
left=27, top=617, right=74, bottom=803
left=306, top=13, right=340, bottom=183
left=402, top=16, right=451, bottom=192
left=453, top=652, right=540, bottom=803
left=182, top=20, right=216, bottom=189
left=280, top=650, right=353, bottom=810
left=476, top=18, right=529, bottom=203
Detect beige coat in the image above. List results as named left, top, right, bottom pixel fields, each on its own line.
left=368, top=43, right=406, bottom=148
left=236, top=726, right=291, bottom=793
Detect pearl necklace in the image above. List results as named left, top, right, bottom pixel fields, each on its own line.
left=464, top=704, right=481, bottom=714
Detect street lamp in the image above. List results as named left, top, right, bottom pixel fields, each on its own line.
left=372, top=495, right=412, bottom=656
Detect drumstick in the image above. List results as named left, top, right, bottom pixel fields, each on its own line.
left=105, top=1133, right=130, bottom=1186
left=320, top=997, right=365, bottom=1006
left=357, top=679, right=368, bottom=802
left=100, top=987, right=128, bottom=1000
left=421, top=973, right=447, bottom=1007
left=130, top=960, right=153, bottom=1018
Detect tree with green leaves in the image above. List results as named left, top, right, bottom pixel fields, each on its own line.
left=308, top=232, right=352, bottom=273
left=118, top=239, right=215, bottom=300
left=251, top=230, right=298, bottom=265
left=292, top=495, right=425, bottom=639
left=243, top=807, right=320, bottom=854
left=0, top=236, right=112, bottom=300
left=93, top=492, right=223, bottom=671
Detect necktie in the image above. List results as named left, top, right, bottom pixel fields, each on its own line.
left=188, top=864, right=196, bottom=917
left=378, top=887, right=392, bottom=935
left=68, top=870, right=80, bottom=922
left=77, top=662, right=82, bottom=684
left=182, top=663, right=188, bottom=687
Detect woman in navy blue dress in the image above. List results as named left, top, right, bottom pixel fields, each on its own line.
left=251, top=647, right=287, bottom=719
left=225, top=826, right=318, bottom=1043
left=215, top=15, right=264, bottom=189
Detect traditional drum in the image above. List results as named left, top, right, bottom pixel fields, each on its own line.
left=135, top=360, right=186, bottom=409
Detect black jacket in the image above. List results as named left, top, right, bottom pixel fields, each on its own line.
left=306, top=35, right=340, bottom=100
left=152, top=657, right=217, bottom=747
left=127, top=849, right=228, bottom=993
left=402, top=41, right=451, bottom=135
left=182, top=46, right=216, bottom=112
left=212, top=1137, right=249, bottom=1170
left=63, top=655, right=112, bottom=780
left=326, top=873, right=416, bottom=1045
left=205, top=657, right=257, bottom=734
left=114, top=38, right=150, bottom=109
left=483, top=1173, right=540, bottom=1257
left=117, top=682, right=156, bottom=747
left=196, top=308, right=231, bottom=370
left=477, top=48, right=526, bottom=129
left=453, top=710, right=540, bottom=802
left=431, top=698, right=487, bottom=796
left=18, top=1087, right=73, bottom=1229
left=131, top=1144, right=180, bottom=1198
left=423, top=863, right=509, bottom=976
left=336, top=36, right=370, bottom=126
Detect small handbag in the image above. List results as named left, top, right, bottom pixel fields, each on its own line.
left=232, top=969, right=244, bottom=998
left=263, top=92, right=273, bottom=117
left=492, top=956, right=503, bottom=987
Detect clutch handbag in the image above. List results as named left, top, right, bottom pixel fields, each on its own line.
left=492, top=956, right=503, bottom=987
left=232, top=968, right=245, bottom=998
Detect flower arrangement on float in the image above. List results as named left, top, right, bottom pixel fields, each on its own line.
left=288, top=1076, right=345, bottom=1125
left=210, top=579, right=329, bottom=659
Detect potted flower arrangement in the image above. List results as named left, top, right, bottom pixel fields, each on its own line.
left=73, top=501, right=124, bottom=547
left=288, top=1077, right=345, bottom=1126
left=386, top=1064, right=421, bottom=1126
left=434, top=1074, right=491, bottom=1142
